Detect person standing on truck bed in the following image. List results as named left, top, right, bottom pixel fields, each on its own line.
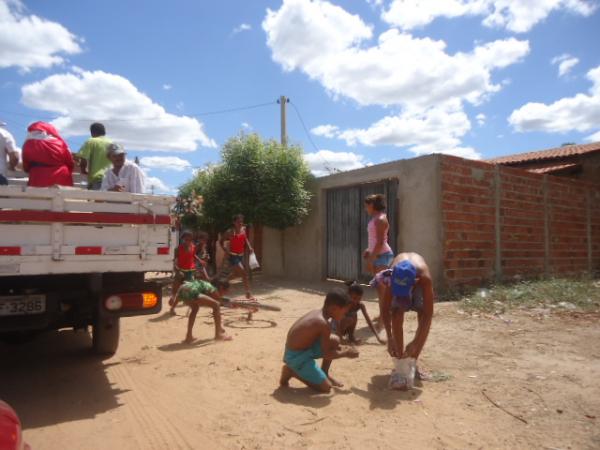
left=0, top=121, right=20, bottom=186
left=22, top=121, right=74, bottom=188
left=101, top=143, right=145, bottom=193
left=78, top=122, right=112, bottom=190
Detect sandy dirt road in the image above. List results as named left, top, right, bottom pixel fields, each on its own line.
left=1, top=277, right=599, bottom=449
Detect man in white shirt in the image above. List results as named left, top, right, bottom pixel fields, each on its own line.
left=101, top=143, right=145, bottom=194
left=0, top=121, right=20, bottom=185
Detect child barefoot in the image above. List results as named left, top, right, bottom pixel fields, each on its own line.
left=176, top=278, right=232, bottom=343
left=331, top=281, right=386, bottom=345
left=280, top=288, right=359, bottom=393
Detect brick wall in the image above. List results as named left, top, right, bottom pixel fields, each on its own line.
left=441, top=155, right=600, bottom=288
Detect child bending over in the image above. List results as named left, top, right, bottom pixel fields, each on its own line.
left=176, top=278, right=232, bottom=344
left=331, top=281, right=386, bottom=345
left=280, top=288, right=359, bottom=393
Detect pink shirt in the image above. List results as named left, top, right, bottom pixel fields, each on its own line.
left=368, top=213, right=392, bottom=254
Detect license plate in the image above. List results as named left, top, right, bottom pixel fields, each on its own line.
left=0, top=295, right=46, bottom=316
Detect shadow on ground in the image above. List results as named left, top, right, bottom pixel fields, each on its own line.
left=351, top=374, right=422, bottom=410
left=271, top=386, right=332, bottom=408
left=0, top=330, right=126, bottom=430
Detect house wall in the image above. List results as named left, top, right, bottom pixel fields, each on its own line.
left=262, top=154, right=600, bottom=292
left=441, top=156, right=600, bottom=289
left=261, top=155, right=445, bottom=287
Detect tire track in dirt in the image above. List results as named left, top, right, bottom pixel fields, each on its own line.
left=110, top=363, right=193, bottom=450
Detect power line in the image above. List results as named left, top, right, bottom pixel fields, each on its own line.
left=289, top=100, right=338, bottom=175
left=0, top=100, right=277, bottom=123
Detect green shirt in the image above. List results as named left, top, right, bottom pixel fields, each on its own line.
left=78, top=136, right=112, bottom=184
left=179, top=280, right=216, bottom=302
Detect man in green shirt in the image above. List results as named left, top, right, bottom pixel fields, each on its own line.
left=78, top=122, right=112, bottom=190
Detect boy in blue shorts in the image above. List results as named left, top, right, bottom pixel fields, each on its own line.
left=279, top=289, right=359, bottom=393
left=176, top=278, right=232, bottom=344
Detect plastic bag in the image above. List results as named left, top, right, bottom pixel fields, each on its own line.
left=388, top=357, right=416, bottom=390
left=249, top=252, right=260, bottom=270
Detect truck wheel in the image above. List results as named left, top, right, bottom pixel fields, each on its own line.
left=92, top=316, right=120, bottom=355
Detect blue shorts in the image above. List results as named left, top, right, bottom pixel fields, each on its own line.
left=228, top=254, right=244, bottom=268
left=392, top=285, right=424, bottom=312
left=283, top=340, right=327, bottom=386
left=373, top=251, right=394, bottom=268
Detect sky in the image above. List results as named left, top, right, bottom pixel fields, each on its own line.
left=1, top=0, right=599, bottom=193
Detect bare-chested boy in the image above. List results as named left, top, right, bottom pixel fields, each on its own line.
left=371, top=252, right=434, bottom=379
left=280, top=289, right=359, bottom=393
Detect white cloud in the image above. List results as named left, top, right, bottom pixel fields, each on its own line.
left=241, top=122, right=253, bottom=130
left=162, top=83, right=172, bottom=90
left=263, top=0, right=524, bottom=158
left=140, top=156, right=192, bottom=172
left=476, top=113, right=486, bottom=126
left=585, top=130, right=600, bottom=142
left=509, top=65, right=600, bottom=135
left=21, top=69, right=217, bottom=152
left=263, top=1, right=529, bottom=109
left=232, top=23, right=252, bottom=35
left=382, top=0, right=597, bottom=33
left=311, top=124, right=340, bottom=138
left=0, top=0, right=82, bottom=71
left=144, top=174, right=174, bottom=194
left=338, top=104, right=482, bottom=159
left=551, top=54, right=579, bottom=77
left=304, top=150, right=368, bottom=177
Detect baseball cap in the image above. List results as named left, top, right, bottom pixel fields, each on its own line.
left=391, top=260, right=417, bottom=298
left=107, top=142, right=126, bottom=156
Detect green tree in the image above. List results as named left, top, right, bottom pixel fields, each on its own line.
left=177, top=133, right=313, bottom=233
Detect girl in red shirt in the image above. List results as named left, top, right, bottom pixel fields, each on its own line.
left=219, top=214, right=254, bottom=299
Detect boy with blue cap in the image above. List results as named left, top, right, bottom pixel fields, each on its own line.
left=370, top=252, right=434, bottom=380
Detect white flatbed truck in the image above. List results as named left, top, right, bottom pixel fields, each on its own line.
left=0, top=184, right=176, bottom=354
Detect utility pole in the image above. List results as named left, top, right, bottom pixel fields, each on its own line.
left=277, top=95, right=288, bottom=147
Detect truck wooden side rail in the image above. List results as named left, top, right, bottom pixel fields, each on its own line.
left=0, top=185, right=176, bottom=354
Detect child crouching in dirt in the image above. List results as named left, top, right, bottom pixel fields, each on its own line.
left=331, top=281, right=386, bottom=345
left=280, top=288, right=359, bottom=393
left=176, top=278, right=232, bottom=344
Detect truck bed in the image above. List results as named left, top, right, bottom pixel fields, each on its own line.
left=0, top=185, right=176, bottom=276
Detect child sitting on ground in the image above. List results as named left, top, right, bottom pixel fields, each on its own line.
left=175, top=278, right=232, bottom=344
left=331, top=281, right=386, bottom=345
left=280, top=288, right=359, bottom=393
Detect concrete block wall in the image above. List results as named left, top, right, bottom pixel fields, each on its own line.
left=441, top=155, right=600, bottom=288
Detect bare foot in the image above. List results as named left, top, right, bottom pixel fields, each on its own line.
left=349, top=336, right=362, bottom=345
left=183, top=336, right=196, bottom=344
left=216, top=333, right=233, bottom=341
left=280, top=365, right=293, bottom=387
left=169, top=308, right=176, bottom=316
left=328, top=375, right=344, bottom=388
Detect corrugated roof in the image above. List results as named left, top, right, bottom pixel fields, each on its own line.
left=488, top=141, right=600, bottom=165
left=528, top=162, right=580, bottom=174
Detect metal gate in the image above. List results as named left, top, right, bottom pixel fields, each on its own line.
left=326, top=180, right=398, bottom=282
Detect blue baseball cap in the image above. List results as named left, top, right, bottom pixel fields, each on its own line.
left=391, top=260, right=417, bottom=297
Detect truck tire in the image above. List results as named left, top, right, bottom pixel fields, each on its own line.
left=92, top=316, right=120, bottom=355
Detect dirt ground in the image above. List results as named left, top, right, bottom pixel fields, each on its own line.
left=1, top=277, right=599, bottom=450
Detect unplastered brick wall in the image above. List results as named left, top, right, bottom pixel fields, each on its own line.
left=440, top=155, right=600, bottom=288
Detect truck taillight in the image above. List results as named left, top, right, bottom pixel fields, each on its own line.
left=105, top=295, right=123, bottom=311
left=104, top=292, right=158, bottom=311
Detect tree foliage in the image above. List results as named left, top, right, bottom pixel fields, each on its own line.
left=177, top=134, right=313, bottom=232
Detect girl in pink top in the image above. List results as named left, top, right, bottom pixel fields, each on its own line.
left=363, top=194, right=394, bottom=275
